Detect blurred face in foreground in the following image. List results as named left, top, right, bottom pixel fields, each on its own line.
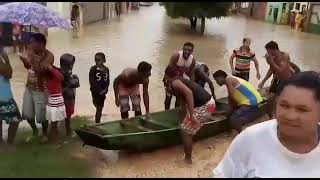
left=276, top=85, right=320, bottom=140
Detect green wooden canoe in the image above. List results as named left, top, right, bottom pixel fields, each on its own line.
left=75, top=97, right=267, bottom=151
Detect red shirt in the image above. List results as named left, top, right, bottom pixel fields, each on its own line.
left=46, top=67, right=64, bottom=95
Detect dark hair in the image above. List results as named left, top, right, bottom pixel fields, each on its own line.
left=183, top=42, right=194, bottom=49
left=165, top=65, right=178, bottom=78
left=95, top=52, right=106, bottom=61
left=30, top=33, right=47, bottom=46
left=243, top=38, right=251, bottom=43
left=265, top=41, right=279, bottom=50
left=202, top=64, right=209, bottom=73
left=212, top=70, right=228, bottom=78
left=276, top=71, right=320, bottom=102
left=138, top=61, right=152, bottom=74
left=60, top=53, right=75, bottom=67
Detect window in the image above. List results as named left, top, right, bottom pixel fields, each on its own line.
left=302, top=5, right=306, bottom=13
left=282, top=3, right=287, bottom=12
left=289, top=3, right=294, bottom=11
left=241, top=2, right=249, bottom=8
left=296, top=3, right=301, bottom=11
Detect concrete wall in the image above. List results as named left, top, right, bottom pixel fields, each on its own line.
left=237, top=2, right=252, bottom=16
left=293, top=2, right=309, bottom=12
left=305, top=2, right=320, bottom=34
left=252, top=2, right=267, bottom=20
left=265, top=2, right=289, bottom=24
left=47, top=2, right=71, bottom=20
left=81, top=2, right=105, bottom=24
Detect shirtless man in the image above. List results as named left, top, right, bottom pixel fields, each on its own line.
left=113, top=61, right=152, bottom=119
left=194, top=63, right=216, bottom=99
left=261, top=41, right=295, bottom=118
left=163, top=42, right=196, bottom=110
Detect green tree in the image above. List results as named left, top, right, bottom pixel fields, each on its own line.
left=160, top=2, right=232, bottom=34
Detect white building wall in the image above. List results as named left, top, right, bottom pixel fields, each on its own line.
left=47, top=2, right=71, bottom=20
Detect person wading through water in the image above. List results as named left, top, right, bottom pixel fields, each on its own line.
left=262, top=41, right=295, bottom=119
left=229, top=38, right=261, bottom=82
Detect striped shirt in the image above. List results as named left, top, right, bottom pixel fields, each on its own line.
left=48, top=93, right=65, bottom=107
left=231, top=76, right=263, bottom=106
left=233, top=48, right=255, bottom=73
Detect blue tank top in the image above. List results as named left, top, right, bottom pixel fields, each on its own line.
left=0, top=75, right=13, bottom=101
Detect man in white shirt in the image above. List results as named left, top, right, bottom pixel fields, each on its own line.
left=213, top=71, right=320, bottom=178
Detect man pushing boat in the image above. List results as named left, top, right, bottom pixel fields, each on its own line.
left=164, top=66, right=216, bottom=164
left=113, top=61, right=152, bottom=119
left=212, top=70, right=263, bottom=135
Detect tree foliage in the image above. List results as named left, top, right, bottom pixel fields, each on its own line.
left=160, top=2, right=232, bottom=19
left=160, top=2, right=233, bottom=34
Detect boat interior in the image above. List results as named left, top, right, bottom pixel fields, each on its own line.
left=83, top=101, right=230, bottom=136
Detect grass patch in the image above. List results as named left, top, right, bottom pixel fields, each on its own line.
left=0, top=116, right=98, bottom=178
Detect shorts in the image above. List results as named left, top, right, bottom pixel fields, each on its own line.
left=92, top=94, right=106, bottom=108
left=65, top=103, right=75, bottom=119
left=118, top=84, right=141, bottom=112
left=230, top=105, right=259, bottom=126
left=269, top=78, right=281, bottom=93
left=181, top=98, right=216, bottom=135
left=22, top=87, right=48, bottom=123
left=46, top=105, right=66, bottom=123
left=235, top=70, right=250, bottom=81
left=0, top=98, right=22, bottom=124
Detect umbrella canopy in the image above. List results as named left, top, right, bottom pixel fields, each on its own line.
left=0, top=2, right=72, bottom=29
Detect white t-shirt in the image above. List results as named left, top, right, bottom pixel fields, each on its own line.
left=212, top=119, right=320, bottom=178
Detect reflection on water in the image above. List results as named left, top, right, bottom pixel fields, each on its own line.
left=8, top=4, right=320, bottom=120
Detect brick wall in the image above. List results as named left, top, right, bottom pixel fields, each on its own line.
left=252, top=2, right=267, bottom=20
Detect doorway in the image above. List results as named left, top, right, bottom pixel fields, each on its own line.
left=273, top=8, right=279, bottom=23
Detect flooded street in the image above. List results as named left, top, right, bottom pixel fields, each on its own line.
left=8, top=4, right=320, bottom=118
left=6, top=3, right=320, bottom=177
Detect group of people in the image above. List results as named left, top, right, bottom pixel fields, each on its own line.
left=0, top=33, right=79, bottom=144
left=213, top=62, right=320, bottom=177
left=289, top=11, right=306, bottom=31
left=2, top=30, right=320, bottom=177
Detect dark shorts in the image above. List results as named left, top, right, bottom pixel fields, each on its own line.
left=230, top=105, right=259, bottom=126
left=235, top=71, right=250, bottom=81
left=269, top=78, right=282, bottom=93
left=92, top=94, right=106, bottom=108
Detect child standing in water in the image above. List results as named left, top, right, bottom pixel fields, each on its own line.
left=45, top=64, right=66, bottom=143
left=59, top=54, right=80, bottom=137
left=89, top=53, right=110, bottom=123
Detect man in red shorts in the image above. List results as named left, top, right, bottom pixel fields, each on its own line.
left=113, top=61, right=152, bottom=119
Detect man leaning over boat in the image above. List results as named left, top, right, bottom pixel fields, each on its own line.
left=164, top=65, right=216, bottom=164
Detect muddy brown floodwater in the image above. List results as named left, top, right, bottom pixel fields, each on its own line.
left=6, top=3, right=320, bottom=177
